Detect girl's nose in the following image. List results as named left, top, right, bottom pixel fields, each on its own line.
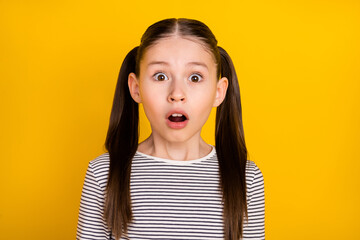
left=168, top=92, right=186, bottom=102
left=168, top=81, right=186, bottom=103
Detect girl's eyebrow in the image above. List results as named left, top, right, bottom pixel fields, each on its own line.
left=147, top=61, right=208, bottom=70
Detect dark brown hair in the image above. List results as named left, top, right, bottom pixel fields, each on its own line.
left=105, top=18, right=248, bottom=240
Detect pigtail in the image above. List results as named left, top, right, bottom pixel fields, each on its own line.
left=104, top=46, right=139, bottom=239
left=216, top=46, right=248, bottom=240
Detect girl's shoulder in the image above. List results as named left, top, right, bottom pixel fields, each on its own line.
left=245, top=160, right=263, bottom=178
left=89, top=152, right=110, bottom=169
left=245, top=160, right=265, bottom=194
left=86, top=152, right=110, bottom=191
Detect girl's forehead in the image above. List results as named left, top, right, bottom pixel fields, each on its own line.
left=140, top=36, right=216, bottom=66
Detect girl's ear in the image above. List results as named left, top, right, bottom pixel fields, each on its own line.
left=213, top=77, right=228, bottom=107
left=128, top=73, right=142, bottom=103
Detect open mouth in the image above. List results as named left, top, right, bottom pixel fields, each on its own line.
left=168, top=113, right=188, bottom=122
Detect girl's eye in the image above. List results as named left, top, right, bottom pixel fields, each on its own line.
left=153, top=72, right=168, bottom=81
left=189, top=73, right=203, bottom=83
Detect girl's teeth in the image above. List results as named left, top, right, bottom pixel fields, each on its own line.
left=171, top=113, right=183, bottom=117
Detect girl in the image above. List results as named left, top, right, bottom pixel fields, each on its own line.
left=76, top=18, right=265, bottom=240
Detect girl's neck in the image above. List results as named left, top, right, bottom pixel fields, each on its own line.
left=137, top=134, right=212, bottom=161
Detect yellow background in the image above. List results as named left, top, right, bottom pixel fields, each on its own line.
left=1, top=0, right=359, bottom=239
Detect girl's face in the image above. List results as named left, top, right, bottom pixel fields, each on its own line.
left=128, top=36, right=228, bottom=144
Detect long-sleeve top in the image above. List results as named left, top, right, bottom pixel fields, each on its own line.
left=76, top=146, right=265, bottom=239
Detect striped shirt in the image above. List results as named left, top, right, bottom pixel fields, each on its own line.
left=76, top=146, right=265, bottom=239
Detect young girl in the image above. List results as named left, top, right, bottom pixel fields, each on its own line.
left=76, top=18, right=265, bottom=240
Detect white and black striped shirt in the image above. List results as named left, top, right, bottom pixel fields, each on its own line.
left=76, top=146, right=265, bottom=239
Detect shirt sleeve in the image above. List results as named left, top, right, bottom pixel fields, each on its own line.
left=76, top=162, right=111, bottom=240
left=243, top=163, right=265, bottom=239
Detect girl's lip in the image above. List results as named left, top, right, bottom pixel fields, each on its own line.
left=166, top=110, right=189, bottom=129
left=166, top=110, right=189, bottom=120
left=166, top=119, right=189, bottom=129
